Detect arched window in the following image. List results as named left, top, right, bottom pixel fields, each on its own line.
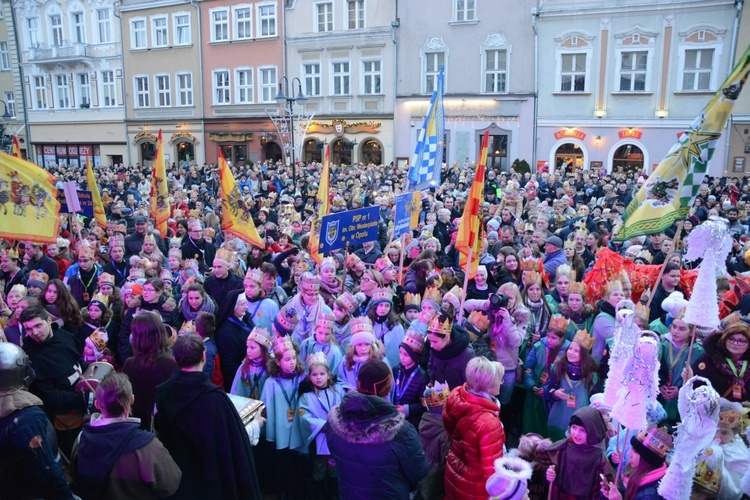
left=360, top=139, right=382, bottom=165
left=140, top=141, right=156, bottom=165
left=612, top=143, right=644, bottom=175
left=332, top=138, right=352, bottom=166
left=554, top=142, right=583, bottom=174
left=304, top=139, right=322, bottom=164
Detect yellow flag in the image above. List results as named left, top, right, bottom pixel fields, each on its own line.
left=0, top=151, right=61, bottom=243
left=10, top=136, right=21, bottom=158
left=309, top=144, right=331, bottom=264
left=218, top=148, right=264, bottom=248
left=456, top=131, right=489, bottom=279
left=86, top=157, right=106, bottom=229
left=149, top=129, right=170, bottom=238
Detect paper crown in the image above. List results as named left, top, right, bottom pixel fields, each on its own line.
left=427, top=315, right=452, bottom=337
left=404, top=292, right=421, bottom=310
left=9, top=284, right=27, bottom=297
left=634, top=426, right=673, bottom=459
left=401, top=331, right=425, bottom=354
left=272, top=335, right=295, bottom=356
left=605, top=279, right=623, bottom=295
left=423, top=286, right=442, bottom=305
left=247, top=327, right=272, bottom=349
left=555, top=264, right=573, bottom=280
left=719, top=409, right=742, bottom=429
left=350, top=316, right=374, bottom=335
left=143, top=233, right=157, bottom=245
left=693, top=458, right=721, bottom=494
left=634, top=302, right=650, bottom=325
left=374, top=257, right=394, bottom=273
left=203, top=228, right=216, bottom=238
left=548, top=314, right=570, bottom=334
left=1, top=247, right=19, bottom=260
left=519, top=257, right=541, bottom=272
left=320, top=256, right=337, bottom=271
left=315, top=313, right=335, bottom=333
left=344, top=253, right=361, bottom=270
left=215, top=247, right=234, bottom=263
left=27, top=270, right=49, bottom=288
left=421, top=381, right=450, bottom=408
left=306, top=351, right=328, bottom=370
left=335, top=291, right=359, bottom=315
left=274, top=307, right=299, bottom=335
left=179, top=320, right=196, bottom=336
left=635, top=249, right=653, bottom=264
left=524, top=270, right=543, bottom=287
left=371, top=287, right=393, bottom=304
left=88, top=328, right=109, bottom=352
left=299, top=272, right=321, bottom=293
left=568, top=281, right=587, bottom=297
left=245, top=268, right=264, bottom=285
left=295, top=260, right=310, bottom=273
left=89, top=292, right=109, bottom=310
left=574, top=227, right=589, bottom=238
left=563, top=239, right=575, bottom=250
left=159, top=268, right=174, bottom=283
left=98, top=273, right=115, bottom=288
left=572, top=329, right=595, bottom=351
left=466, top=310, right=491, bottom=333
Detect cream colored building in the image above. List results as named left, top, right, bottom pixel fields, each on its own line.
left=0, top=1, right=26, bottom=157
left=13, top=0, right=127, bottom=167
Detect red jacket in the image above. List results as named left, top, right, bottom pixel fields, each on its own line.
left=443, top=384, right=505, bottom=499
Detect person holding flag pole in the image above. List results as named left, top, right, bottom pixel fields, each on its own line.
left=86, top=157, right=107, bottom=230
left=308, top=144, right=331, bottom=265
left=149, top=130, right=170, bottom=240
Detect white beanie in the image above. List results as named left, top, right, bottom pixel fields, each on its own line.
left=485, top=456, right=533, bottom=500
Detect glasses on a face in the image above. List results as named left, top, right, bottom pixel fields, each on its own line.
left=143, top=287, right=156, bottom=293
left=361, top=277, right=374, bottom=283
left=727, top=337, right=749, bottom=346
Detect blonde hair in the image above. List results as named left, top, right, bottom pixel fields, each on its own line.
left=465, top=356, right=505, bottom=394
left=498, top=282, right=523, bottom=308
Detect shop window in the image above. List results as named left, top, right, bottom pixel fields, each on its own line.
left=360, top=139, right=382, bottom=165
left=332, top=138, right=352, bottom=166
left=220, top=144, right=248, bottom=165
left=487, top=134, right=508, bottom=171
left=555, top=142, right=584, bottom=174
left=612, top=143, right=644, bottom=175
left=304, top=139, right=322, bottom=164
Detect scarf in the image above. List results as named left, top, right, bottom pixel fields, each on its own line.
left=0, top=388, right=44, bottom=419
left=527, top=299, right=550, bottom=334
left=320, top=277, right=342, bottom=296
left=286, top=292, right=325, bottom=337
left=240, top=358, right=265, bottom=384
left=180, top=294, right=217, bottom=321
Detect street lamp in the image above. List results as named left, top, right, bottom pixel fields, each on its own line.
left=274, top=76, right=307, bottom=189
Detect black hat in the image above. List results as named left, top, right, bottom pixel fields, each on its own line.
left=357, top=359, right=392, bottom=397
left=135, top=215, right=147, bottom=224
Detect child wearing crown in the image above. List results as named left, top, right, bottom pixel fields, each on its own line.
left=417, top=383, right=451, bottom=500
left=392, top=331, right=429, bottom=428
left=286, top=271, right=333, bottom=345
left=300, top=314, right=343, bottom=374
left=545, top=265, right=573, bottom=315
left=544, top=330, right=599, bottom=442
left=231, top=326, right=272, bottom=400
left=367, top=288, right=406, bottom=369
left=261, top=335, right=305, bottom=497
left=591, top=279, right=626, bottom=363
left=558, top=280, right=595, bottom=340
left=294, top=352, right=344, bottom=499
left=331, top=291, right=359, bottom=352
left=335, top=317, right=387, bottom=392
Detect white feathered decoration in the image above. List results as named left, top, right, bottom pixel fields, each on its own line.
left=683, top=217, right=732, bottom=330
left=658, top=376, right=720, bottom=500
left=602, top=300, right=639, bottom=409
left=611, top=332, right=661, bottom=430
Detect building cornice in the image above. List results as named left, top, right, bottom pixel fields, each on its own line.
left=536, top=0, right=734, bottom=19
left=119, top=0, right=191, bottom=13
left=286, top=28, right=392, bottom=46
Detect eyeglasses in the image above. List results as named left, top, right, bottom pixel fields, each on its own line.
left=361, top=277, right=374, bottom=283
left=143, top=287, right=156, bottom=293
left=727, top=337, right=749, bottom=346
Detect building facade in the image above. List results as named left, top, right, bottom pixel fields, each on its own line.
left=120, top=0, right=203, bottom=167
left=13, top=0, right=127, bottom=167
left=0, top=1, right=26, bottom=158
left=394, top=0, right=536, bottom=173
left=535, top=0, right=741, bottom=177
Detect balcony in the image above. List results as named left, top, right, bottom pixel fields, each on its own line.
left=25, top=41, right=120, bottom=65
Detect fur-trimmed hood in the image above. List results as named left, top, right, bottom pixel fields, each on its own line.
left=327, top=392, right=405, bottom=445
left=702, top=331, right=750, bottom=365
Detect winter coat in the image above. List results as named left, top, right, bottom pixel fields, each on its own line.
left=326, top=392, right=430, bottom=499
left=119, top=296, right=179, bottom=361
left=122, top=355, right=179, bottom=431
left=464, top=300, right=529, bottom=370
left=203, top=272, right=243, bottom=307
left=392, top=364, right=430, bottom=428
left=693, top=332, right=750, bottom=402
left=427, top=326, right=476, bottom=390
left=216, top=315, right=253, bottom=392
left=443, top=385, right=505, bottom=499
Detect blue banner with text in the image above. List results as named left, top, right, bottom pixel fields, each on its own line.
left=319, top=205, right=380, bottom=252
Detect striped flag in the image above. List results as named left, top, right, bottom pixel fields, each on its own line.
left=218, top=148, right=264, bottom=248
left=615, top=45, right=750, bottom=241
left=149, top=129, right=170, bottom=238
left=10, top=136, right=21, bottom=158
left=309, top=144, right=331, bottom=264
left=408, top=66, right=445, bottom=191
left=86, top=157, right=107, bottom=229
left=456, top=131, right=489, bottom=279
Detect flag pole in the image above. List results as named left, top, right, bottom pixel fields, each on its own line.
left=458, top=246, right=473, bottom=322
left=398, top=233, right=406, bottom=286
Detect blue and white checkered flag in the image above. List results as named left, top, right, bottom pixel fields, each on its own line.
left=408, top=67, right=445, bottom=191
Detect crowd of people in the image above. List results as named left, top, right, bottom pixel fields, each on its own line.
left=2, top=154, right=750, bottom=500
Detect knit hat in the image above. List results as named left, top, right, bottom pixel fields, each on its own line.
left=487, top=231, right=499, bottom=241
left=369, top=288, right=393, bottom=309
left=26, top=270, right=49, bottom=289
left=400, top=331, right=425, bottom=363
left=349, top=316, right=376, bottom=346
left=357, top=359, right=392, bottom=397
left=273, top=307, right=299, bottom=336
left=121, top=282, right=143, bottom=297
left=442, top=286, right=461, bottom=312
left=630, top=426, right=673, bottom=467
left=485, top=456, right=533, bottom=500
left=98, top=273, right=115, bottom=288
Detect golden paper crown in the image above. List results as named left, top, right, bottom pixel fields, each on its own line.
left=306, top=351, right=328, bottom=370
left=574, top=227, right=589, bottom=238
left=564, top=239, right=575, bottom=250
left=314, top=313, right=335, bottom=333
left=203, top=228, right=216, bottom=238
left=215, top=247, right=234, bottom=263
left=272, top=335, right=295, bottom=356
left=344, top=253, right=361, bottom=270
left=605, top=280, right=623, bottom=295
left=371, top=287, right=393, bottom=304
left=423, top=286, right=442, bottom=305
left=245, top=268, right=264, bottom=285
left=524, top=270, right=543, bottom=287
left=467, top=310, right=491, bottom=333
left=404, top=292, right=421, bottom=309
left=719, top=409, right=742, bottom=430
left=179, top=320, right=196, bottom=336
left=299, top=272, right=321, bottom=293
left=89, top=292, right=109, bottom=309
left=568, top=281, right=587, bottom=297
left=555, top=264, right=573, bottom=280
left=421, top=381, right=450, bottom=408
left=1, top=247, right=19, bottom=260
left=27, top=269, right=49, bottom=287
left=634, top=426, right=673, bottom=459
left=88, top=329, right=108, bottom=352
left=519, top=257, right=541, bottom=272
left=349, top=316, right=374, bottom=335
left=335, top=291, right=359, bottom=314
left=635, top=250, right=653, bottom=264
left=548, top=314, right=570, bottom=334
left=572, top=329, right=594, bottom=351
left=295, top=260, right=310, bottom=273
left=247, top=327, right=272, bottom=349
left=98, top=273, right=115, bottom=287
left=427, top=315, right=452, bottom=337
left=634, top=303, right=650, bottom=325
left=143, top=233, right=157, bottom=245
left=693, top=459, right=721, bottom=494
left=189, top=209, right=200, bottom=219
left=9, top=284, right=27, bottom=297
left=401, top=331, right=425, bottom=354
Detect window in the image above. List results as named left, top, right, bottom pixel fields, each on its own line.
left=101, top=70, right=116, bottom=107
left=174, top=14, right=191, bottom=45
left=211, top=9, right=229, bottom=42
left=49, top=14, right=63, bottom=47
left=27, top=17, right=40, bottom=48
left=77, top=73, right=91, bottom=106
left=303, top=62, right=321, bottom=96
left=177, top=72, right=193, bottom=106
left=424, top=52, right=444, bottom=93
left=347, top=0, right=364, bottom=30
left=152, top=17, right=168, bottom=48
left=131, top=19, right=147, bottom=49
left=134, top=76, right=150, bottom=108
left=682, top=48, right=714, bottom=91
left=619, top=50, right=648, bottom=92
left=155, top=75, right=171, bottom=107
left=484, top=49, right=507, bottom=93
left=0, top=43, right=10, bottom=71
left=56, top=75, right=71, bottom=109
left=97, top=9, right=112, bottom=43
left=4, top=92, right=15, bottom=118
left=236, top=68, right=254, bottom=104
left=259, top=66, right=277, bottom=103
left=316, top=2, right=333, bottom=32
left=257, top=3, right=277, bottom=37
left=454, top=0, right=476, bottom=21
left=33, top=76, right=47, bottom=109
left=234, top=6, right=252, bottom=39
left=214, top=70, right=230, bottom=104
left=71, top=11, right=86, bottom=43
left=331, top=61, right=350, bottom=95
left=362, top=60, right=381, bottom=94
left=560, top=53, right=586, bottom=92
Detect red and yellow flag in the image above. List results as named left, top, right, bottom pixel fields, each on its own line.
left=149, top=129, right=170, bottom=238
left=10, top=136, right=21, bottom=158
left=86, top=157, right=107, bottom=229
left=455, top=130, right=489, bottom=279
left=309, top=145, right=331, bottom=264
left=218, top=148, right=263, bottom=248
